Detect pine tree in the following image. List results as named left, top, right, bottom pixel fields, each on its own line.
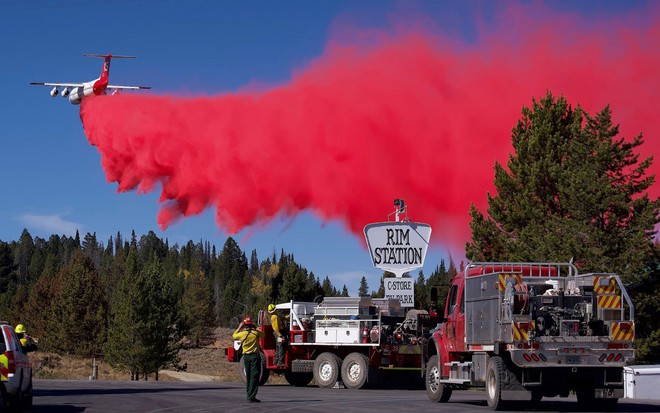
left=467, top=92, right=659, bottom=280
left=82, top=232, right=101, bottom=271
left=105, top=247, right=141, bottom=379
left=182, top=269, right=215, bottom=347
left=467, top=92, right=660, bottom=363
left=24, top=272, right=59, bottom=342
left=214, top=238, right=249, bottom=325
left=14, top=229, right=34, bottom=285
left=28, top=237, right=46, bottom=282
left=138, top=255, right=185, bottom=378
left=426, top=260, right=451, bottom=309
left=358, top=276, right=369, bottom=297
left=106, top=252, right=184, bottom=379
left=47, top=250, right=108, bottom=356
left=414, top=271, right=429, bottom=309
left=0, top=241, right=16, bottom=294
left=321, top=276, right=334, bottom=297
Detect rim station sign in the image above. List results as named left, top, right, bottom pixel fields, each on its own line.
left=363, top=221, right=432, bottom=276
left=363, top=200, right=432, bottom=307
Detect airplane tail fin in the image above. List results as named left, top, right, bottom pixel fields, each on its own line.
left=85, top=54, right=138, bottom=82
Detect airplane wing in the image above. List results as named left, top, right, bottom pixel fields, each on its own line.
left=30, top=82, right=84, bottom=88
left=107, top=85, right=151, bottom=90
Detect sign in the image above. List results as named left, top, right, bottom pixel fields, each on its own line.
left=384, top=277, right=415, bottom=307
left=363, top=222, right=432, bottom=276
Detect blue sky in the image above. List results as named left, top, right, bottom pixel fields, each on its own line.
left=0, top=0, right=655, bottom=295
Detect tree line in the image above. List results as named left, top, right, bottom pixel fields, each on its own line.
left=0, top=230, right=355, bottom=378
left=0, top=226, right=463, bottom=378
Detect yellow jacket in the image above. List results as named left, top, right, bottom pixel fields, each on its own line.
left=271, top=314, right=283, bottom=337
left=232, top=327, right=264, bottom=354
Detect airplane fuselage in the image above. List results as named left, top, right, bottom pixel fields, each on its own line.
left=31, top=54, right=150, bottom=105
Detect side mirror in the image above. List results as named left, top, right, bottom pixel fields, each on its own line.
left=430, top=287, right=438, bottom=303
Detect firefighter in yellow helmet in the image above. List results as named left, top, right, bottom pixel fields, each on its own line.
left=15, top=324, right=38, bottom=353
left=268, top=304, right=286, bottom=367
left=232, top=316, right=265, bottom=403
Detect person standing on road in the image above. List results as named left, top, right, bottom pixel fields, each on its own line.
left=232, top=316, right=265, bottom=403
left=268, top=304, right=286, bottom=367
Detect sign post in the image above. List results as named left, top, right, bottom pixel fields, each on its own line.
left=363, top=200, right=432, bottom=307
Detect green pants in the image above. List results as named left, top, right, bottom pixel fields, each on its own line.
left=273, top=332, right=285, bottom=365
left=243, top=353, right=261, bottom=401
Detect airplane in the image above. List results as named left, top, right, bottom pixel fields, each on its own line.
left=30, top=54, right=151, bottom=105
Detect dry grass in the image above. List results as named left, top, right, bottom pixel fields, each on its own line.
left=32, top=352, right=129, bottom=381
left=31, top=327, right=285, bottom=383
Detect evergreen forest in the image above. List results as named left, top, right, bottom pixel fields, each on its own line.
left=0, top=228, right=457, bottom=378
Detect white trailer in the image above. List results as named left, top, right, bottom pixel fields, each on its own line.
left=624, top=365, right=660, bottom=400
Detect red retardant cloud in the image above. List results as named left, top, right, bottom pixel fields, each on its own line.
left=80, top=4, right=659, bottom=255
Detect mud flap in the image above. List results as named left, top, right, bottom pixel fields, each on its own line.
left=500, top=365, right=531, bottom=401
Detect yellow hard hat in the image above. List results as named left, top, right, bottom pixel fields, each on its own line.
left=268, top=304, right=276, bottom=313
left=15, top=324, right=25, bottom=334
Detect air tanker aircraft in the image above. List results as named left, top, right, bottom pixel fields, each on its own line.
left=31, top=54, right=151, bottom=105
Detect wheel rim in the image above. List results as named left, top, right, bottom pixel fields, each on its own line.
left=428, top=365, right=440, bottom=393
left=347, top=362, right=361, bottom=382
left=487, top=369, right=496, bottom=399
left=319, top=362, right=333, bottom=381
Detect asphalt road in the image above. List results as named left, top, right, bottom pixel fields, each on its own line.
left=31, top=380, right=660, bottom=413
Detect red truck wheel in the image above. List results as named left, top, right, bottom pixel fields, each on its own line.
left=341, top=353, right=369, bottom=390
left=425, top=355, right=452, bottom=402
left=314, top=352, right=342, bottom=388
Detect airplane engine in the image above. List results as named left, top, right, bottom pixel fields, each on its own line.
left=68, top=88, right=83, bottom=105
left=50, top=87, right=59, bottom=97
left=61, top=87, right=70, bottom=97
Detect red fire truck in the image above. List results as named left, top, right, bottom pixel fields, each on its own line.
left=225, top=297, right=430, bottom=389
left=424, top=262, right=635, bottom=410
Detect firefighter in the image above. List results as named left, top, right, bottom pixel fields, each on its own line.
left=232, top=316, right=265, bottom=403
left=15, top=324, right=38, bottom=353
left=268, top=303, right=286, bottom=367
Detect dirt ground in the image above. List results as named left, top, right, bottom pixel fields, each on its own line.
left=31, top=328, right=239, bottom=382
left=32, top=327, right=284, bottom=383
left=174, top=327, right=241, bottom=381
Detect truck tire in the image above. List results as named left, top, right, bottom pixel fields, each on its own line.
left=284, top=370, right=313, bottom=387
left=341, top=353, right=369, bottom=390
left=258, top=352, right=270, bottom=386
left=0, top=383, right=6, bottom=413
left=425, top=355, right=452, bottom=403
left=314, top=352, right=342, bottom=388
left=486, top=356, right=506, bottom=410
left=239, top=353, right=270, bottom=385
left=23, top=377, right=33, bottom=411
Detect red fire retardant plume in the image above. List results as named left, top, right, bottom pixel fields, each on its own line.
left=80, top=5, right=659, bottom=254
